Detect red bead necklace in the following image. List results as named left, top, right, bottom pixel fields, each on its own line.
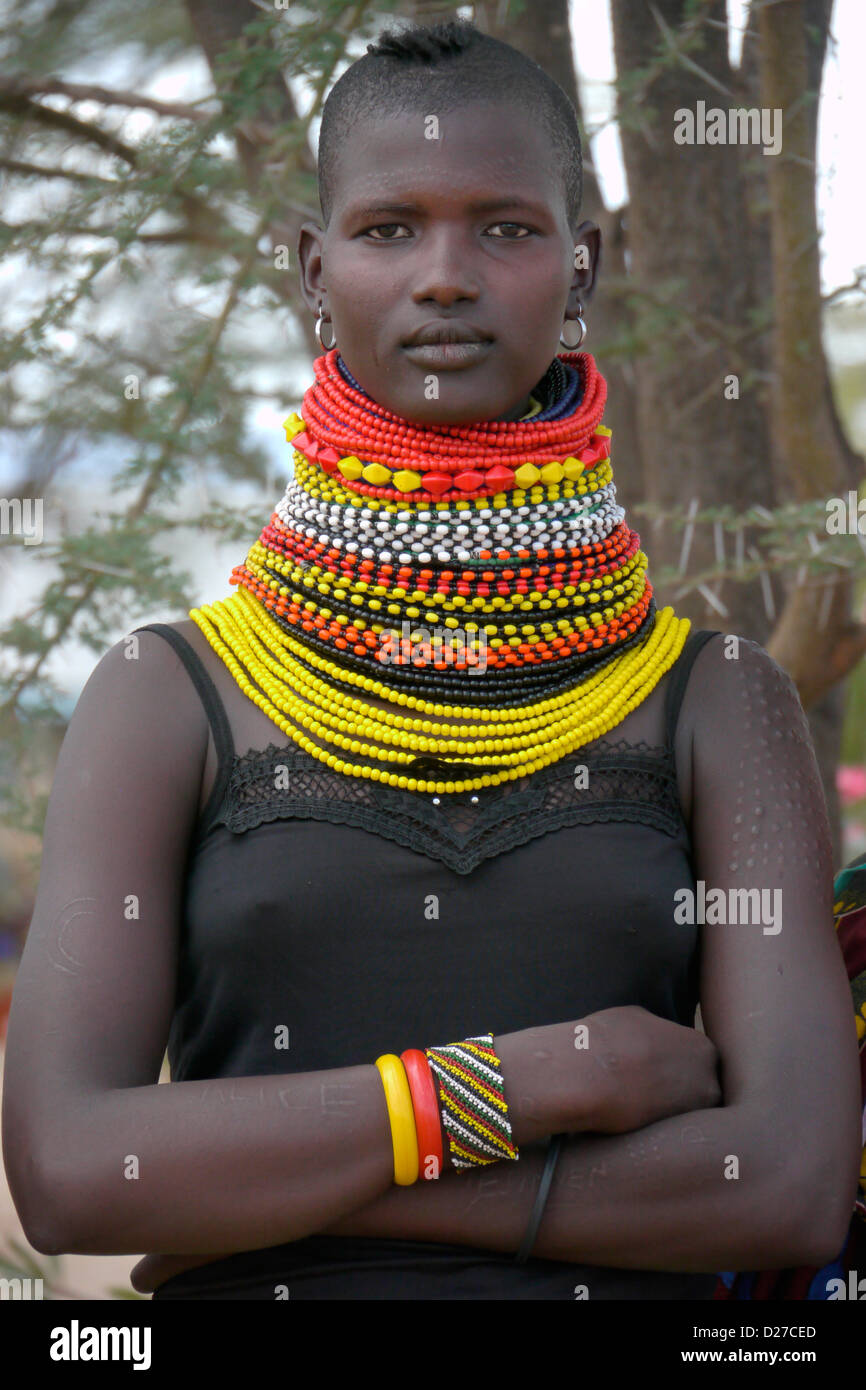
left=299, top=348, right=607, bottom=473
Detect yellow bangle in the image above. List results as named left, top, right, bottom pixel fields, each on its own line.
left=375, top=1054, right=419, bottom=1186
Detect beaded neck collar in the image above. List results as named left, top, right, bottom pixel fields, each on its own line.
left=190, top=350, right=690, bottom=795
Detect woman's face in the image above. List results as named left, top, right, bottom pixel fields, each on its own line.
left=299, top=101, right=598, bottom=425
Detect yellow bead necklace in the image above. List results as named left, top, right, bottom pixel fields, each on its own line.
left=190, top=588, right=690, bottom=794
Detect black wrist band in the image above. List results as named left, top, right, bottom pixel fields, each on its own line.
left=514, top=1132, right=565, bottom=1264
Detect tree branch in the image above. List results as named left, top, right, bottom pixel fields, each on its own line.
left=2, top=77, right=214, bottom=121
left=0, top=219, right=228, bottom=246
left=0, top=87, right=139, bottom=164
left=0, top=207, right=272, bottom=715
left=0, top=158, right=119, bottom=185
left=822, top=270, right=866, bottom=307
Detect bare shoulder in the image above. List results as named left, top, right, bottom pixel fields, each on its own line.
left=157, top=616, right=204, bottom=642
left=135, top=614, right=207, bottom=650
left=680, top=630, right=813, bottom=762
left=144, top=615, right=225, bottom=678
left=126, top=616, right=220, bottom=691
left=67, top=620, right=212, bottom=789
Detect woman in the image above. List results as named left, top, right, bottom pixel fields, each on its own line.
left=2, top=19, right=860, bottom=1301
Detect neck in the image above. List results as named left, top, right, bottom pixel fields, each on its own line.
left=334, top=353, right=548, bottom=426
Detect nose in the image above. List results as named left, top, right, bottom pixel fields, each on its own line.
left=410, top=225, right=480, bottom=307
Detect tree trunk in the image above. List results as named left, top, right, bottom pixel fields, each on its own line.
left=754, top=0, right=866, bottom=864
left=606, top=0, right=864, bottom=864
left=756, top=0, right=866, bottom=701
left=610, top=0, right=774, bottom=644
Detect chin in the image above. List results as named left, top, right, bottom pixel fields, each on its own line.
left=393, top=384, right=502, bottom=427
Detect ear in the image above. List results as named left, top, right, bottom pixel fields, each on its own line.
left=570, top=220, right=601, bottom=308
left=297, top=219, right=327, bottom=314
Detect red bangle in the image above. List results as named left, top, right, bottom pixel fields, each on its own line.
left=400, top=1048, right=444, bottom=1180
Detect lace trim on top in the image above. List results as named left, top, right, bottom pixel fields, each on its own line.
left=196, top=737, right=687, bottom=876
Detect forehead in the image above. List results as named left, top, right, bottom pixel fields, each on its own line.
left=330, top=103, right=559, bottom=212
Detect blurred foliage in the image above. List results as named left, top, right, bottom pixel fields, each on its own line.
left=1, top=0, right=195, bottom=76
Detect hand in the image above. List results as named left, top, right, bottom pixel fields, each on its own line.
left=495, top=1008, right=720, bottom=1144
left=574, top=1005, right=722, bottom=1134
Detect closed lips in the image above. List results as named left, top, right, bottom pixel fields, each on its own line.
left=403, top=322, right=492, bottom=345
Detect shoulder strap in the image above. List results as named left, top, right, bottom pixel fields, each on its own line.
left=130, top=623, right=235, bottom=836
left=664, top=627, right=723, bottom=750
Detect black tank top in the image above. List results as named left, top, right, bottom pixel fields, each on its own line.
left=135, top=621, right=722, bottom=1300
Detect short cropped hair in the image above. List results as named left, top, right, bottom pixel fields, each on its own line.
left=317, top=18, right=583, bottom=232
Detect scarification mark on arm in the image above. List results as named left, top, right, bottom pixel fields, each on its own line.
left=43, top=896, right=99, bottom=976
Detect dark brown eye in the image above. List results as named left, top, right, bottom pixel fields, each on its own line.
left=366, top=224, right=409, bottom=240
left=490, top=223, right=531, bottom=238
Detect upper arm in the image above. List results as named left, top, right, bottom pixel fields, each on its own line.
left=1, top=628, right=208, bottom=1233
left=686, top=634, right=861, bottom=1230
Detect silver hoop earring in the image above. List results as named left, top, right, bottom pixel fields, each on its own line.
left=559, top=303, right=586, bottom=350
left=315, top=306, right=336, bottom=351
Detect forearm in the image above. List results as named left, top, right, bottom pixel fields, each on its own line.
left=322, top=1102, right=826, bottom=1272
left=19, top=1032, right=559, bottom=1257
left=22, top=1067, right=396, bottom=1256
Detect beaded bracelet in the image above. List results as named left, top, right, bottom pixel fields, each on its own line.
left=424, top=1033, right=519, bottom=1171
